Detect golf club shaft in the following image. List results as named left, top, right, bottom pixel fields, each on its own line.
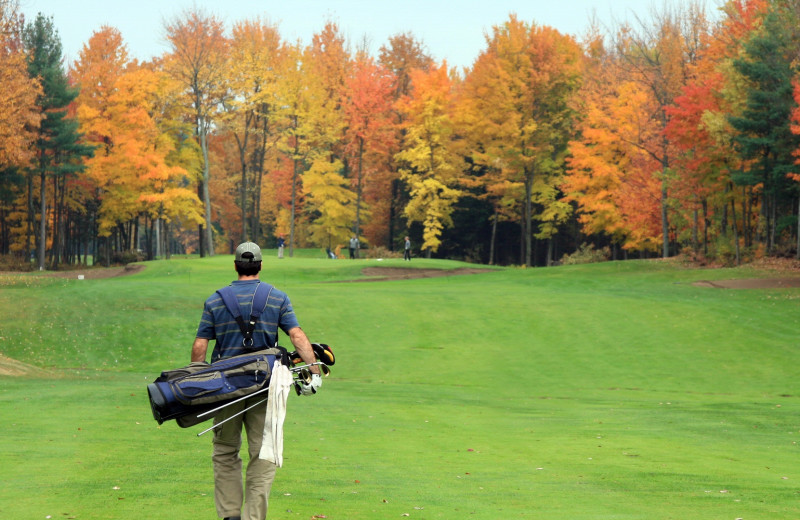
left=197, top=384, right=271, bottom=418
left=196, top=396, right=269, bottom=437
left=198, top=363, right=328, bottom=419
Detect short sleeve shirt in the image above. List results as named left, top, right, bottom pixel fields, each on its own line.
left=196, top=280, right=300, bottom=362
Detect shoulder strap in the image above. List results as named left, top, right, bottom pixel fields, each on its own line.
left=216, top=286, right=241, bottom=320
left=251, top=283, right=275, bottom=347
left=250, top=282, right=273, bottom=321
left=216, top=283, right=274, bottom=348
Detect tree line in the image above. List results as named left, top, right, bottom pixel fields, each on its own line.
left=1, top=0, right=799, bottom=269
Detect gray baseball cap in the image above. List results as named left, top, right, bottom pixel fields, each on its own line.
left=235, top=242, right=262, bottom=262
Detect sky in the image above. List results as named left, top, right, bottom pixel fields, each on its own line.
left=18, top=0, right=717, bottom=70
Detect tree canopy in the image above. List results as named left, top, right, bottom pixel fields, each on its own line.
left=2, top=0, right=800, bottom=268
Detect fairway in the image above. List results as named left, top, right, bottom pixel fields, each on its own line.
left=1, top=255, right=799, bottom=519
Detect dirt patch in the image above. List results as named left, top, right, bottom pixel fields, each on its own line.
left=689, top=257, right=800, bottom=289
left=0, top=263, right=146, bottom=280
left=692, top=278, right=800, bottom=289
left=352, top=266, right=493, bottom=282
left=0, top=354, right=47, bottom=377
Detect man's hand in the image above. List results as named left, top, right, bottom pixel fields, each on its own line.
left=299, top=373, right=322, bottom=395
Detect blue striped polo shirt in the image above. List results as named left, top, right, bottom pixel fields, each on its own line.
left=196, top=280, right=300, bottom=362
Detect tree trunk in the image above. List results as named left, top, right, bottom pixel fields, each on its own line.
left=389, top=177, right=399, bottom=251
left=702, top=199, right=709, bottom=256
left=199, top=124, right=214, bottom=256
left=489, top=208, right=497, bottom=265
left=731, top=198, right=741, bottom=266
left=26, top=170, right=34, bottom=265
left=524, top=169, right=533, bottom=267
left=240, top=148, right=248, bottom=242
left=38, top=167, right=46, bottom=271
left=355, top=137, right=364, bottom=259
left=661, top=174, right=669, bottom=258
left=290, top=149, right=299, bottom=259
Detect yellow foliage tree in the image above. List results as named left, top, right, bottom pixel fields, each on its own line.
left=395, top=62, right=463, bottom=255
left=303, top=158, right=357, bottom=249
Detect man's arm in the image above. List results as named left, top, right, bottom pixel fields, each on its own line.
left=288, top=326, right=320, bottom=375
left=191, top=337, right=209, bottom=363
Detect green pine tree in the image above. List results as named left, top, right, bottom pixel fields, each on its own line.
left=23, top=13, right=93, bottom=270
left=728, top=8, right=799, bottom=251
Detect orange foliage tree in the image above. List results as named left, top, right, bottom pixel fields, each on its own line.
left=663, top=0, right=767, bottom=258
left=163, top=7, right=228, bottom=256
left=0, top=0, right=42, bottom=256
left=378, top=33, right=433, bottom=249
left=75, top=27, right=203, bottom=259
left=342, top=53, right=396, bottom=248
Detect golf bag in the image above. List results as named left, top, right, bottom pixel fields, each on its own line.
left=147, top=347, right=287, bottom=428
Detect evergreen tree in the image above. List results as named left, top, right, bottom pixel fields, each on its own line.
left=729, top=8, right=799, bottom=251
left=23, top=13, right=92, bottom=269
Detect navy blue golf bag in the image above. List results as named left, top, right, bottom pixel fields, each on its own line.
left=147, top=347, right=287, bottom=428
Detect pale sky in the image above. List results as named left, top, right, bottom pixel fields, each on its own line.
left=19, top=0, right=721, bottom=71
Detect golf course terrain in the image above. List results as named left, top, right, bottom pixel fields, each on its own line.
left=1, top=253, right=798, bottom=519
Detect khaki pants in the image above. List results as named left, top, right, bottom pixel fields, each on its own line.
left=212, top=395, right=277, bottom=520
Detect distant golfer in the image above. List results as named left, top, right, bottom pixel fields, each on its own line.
left=403, top=236, right=411, bottom=261
left=349, top=235, right=359, bottom=259
left=191, top=241, right=321, bottom=520
left=277, top=235, right=285, bottom=259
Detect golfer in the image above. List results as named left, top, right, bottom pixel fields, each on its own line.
left=191, top=241, right=321, bottom=520
left=277, top=235, right=285, bottom=259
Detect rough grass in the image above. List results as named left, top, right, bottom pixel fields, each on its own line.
left=0, top=255, right=798, bottom=519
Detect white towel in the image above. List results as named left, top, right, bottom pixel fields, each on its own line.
left=259, top=360, right=292, bottom=466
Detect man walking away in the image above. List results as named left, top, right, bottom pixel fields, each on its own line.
left=191, top=242, right=321, bottom=520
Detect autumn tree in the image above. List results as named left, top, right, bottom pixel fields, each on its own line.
left=610, top=2, right=709, bottom=257
left=303, top=158, right=356, bottom=248
left=462, top=16, right=581, bottom=266
left=221, top=17, right=285, bottom=244
left=73, top=25, right=132, bottom=262
left=74, top=27, right=203, bottom=261
left=274, top=24, right=350, bottom=256
left=342, top=53, right=396, bottom=249
left=563, top=32, right=664, bottom=254
left=164, top=7, right=227, bottom=256
left=378, top=32, right=433, bottom=248
left=0, top=0, right=41, bottom=256
left=664, top=0, right=767, bottom=260
left=395, top=63, right=463, bottom=256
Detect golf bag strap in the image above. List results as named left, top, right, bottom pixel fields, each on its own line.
left=216, top=283, right=275, bottom=348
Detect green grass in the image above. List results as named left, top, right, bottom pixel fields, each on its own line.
left=1, top=255, right=798, bottom=519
